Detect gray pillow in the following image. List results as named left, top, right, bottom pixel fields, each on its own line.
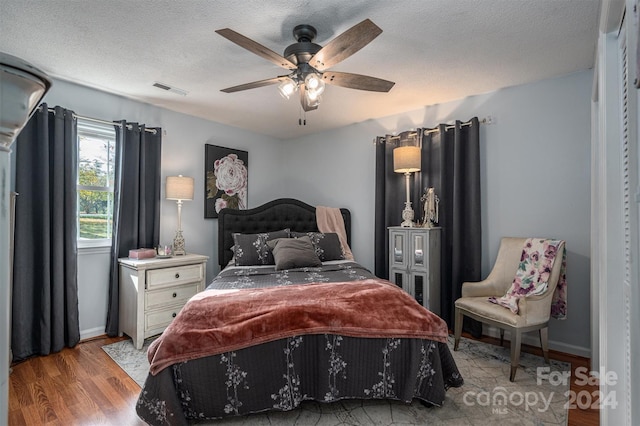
left=267, top=236, right=322, bottom=270
left=233, top=229, right=290, bottom=266
left=291, top=232, right=344, bottom=261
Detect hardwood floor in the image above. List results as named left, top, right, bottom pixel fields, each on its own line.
left=9, top=336, right=145, bottom=426
left=8, top=334, right=599, bottom=425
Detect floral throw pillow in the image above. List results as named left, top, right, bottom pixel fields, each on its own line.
left=233, top=229, right=290, bottom=266
left=291, top=232, right=345, bottom=261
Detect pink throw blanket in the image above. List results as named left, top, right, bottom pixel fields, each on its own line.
left=148, top=279, right=448, bottom=375
left=316, top=206, right=354, bottom=260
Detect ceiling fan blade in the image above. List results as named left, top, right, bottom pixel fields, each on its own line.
left=299, top=86, right=318, bottom=112
left=322, top=71, right=395, bottom=92
left=221, top=76, right=289, bottom=93
left=310, top=19, right=382, bottom=71
left=216, top=28, right=298, bottom=70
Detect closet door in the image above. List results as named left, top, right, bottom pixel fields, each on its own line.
left=596, top=16, right=639, bottom=425
left=619, top=21, right=637, bottom=426
left=9, top=192, right=16, bottom=365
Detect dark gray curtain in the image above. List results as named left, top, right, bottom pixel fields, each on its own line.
left=375, top=119, right=482, bottom=334
left=12, top=104, right=80, bottom=360
left=374, top=133, right=406, bottom=280
left=105, top=122, right=161, bottom=336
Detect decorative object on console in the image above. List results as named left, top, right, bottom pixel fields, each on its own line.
left=204, top=144, right=248, bottom=218
left=128, top=248, right=157, bottom=260
left=166, top=175, right=194, bottom=255
left=421, top=187, right=439, bottom=228
left=393, top=137, right=421, bottom=227
left=156, top=244, right=172, bottom=257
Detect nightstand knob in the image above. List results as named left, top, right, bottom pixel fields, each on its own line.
left=175, top=273, right=180, bottom=279
left=172, top=312, right=177, bottom=318
left=172, top=292, right=177, bottom=298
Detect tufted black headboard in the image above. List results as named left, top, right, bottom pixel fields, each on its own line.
left=218, top=198, right=351, bottom=269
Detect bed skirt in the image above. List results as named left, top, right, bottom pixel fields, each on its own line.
left=136, top=334, right=462, bottom=425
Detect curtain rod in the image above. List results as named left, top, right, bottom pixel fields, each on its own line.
left=379, top=117, right=490, bottom=142
left=43, top=107, right=158, bottom=134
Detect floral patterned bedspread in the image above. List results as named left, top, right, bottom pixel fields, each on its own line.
left=136, top=261, right=463, bottom=426
left=208, top=260, right=374, bottom=290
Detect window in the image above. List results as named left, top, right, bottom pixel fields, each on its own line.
left=77, top=118, right=116, bottom=248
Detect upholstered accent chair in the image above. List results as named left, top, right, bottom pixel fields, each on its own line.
left=453, top=237, right=565, bottom=382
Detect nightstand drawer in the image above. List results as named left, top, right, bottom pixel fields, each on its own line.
left=145, top=306, right=183, bottom=331
left=145, top=283, right=199, bottom=310
left=118, top=253, right=208, bottom=349
left=147, top=264, right=203, bottom=289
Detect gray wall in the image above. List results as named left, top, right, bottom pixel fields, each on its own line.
left=282, top=70, right=592, bottom=356
left=35, top=71, right=592, bottom=356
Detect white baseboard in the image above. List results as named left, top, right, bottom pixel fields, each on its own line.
left=483, top=325, right=592, bottom=359
left=80, top=326, right=106, bottom=341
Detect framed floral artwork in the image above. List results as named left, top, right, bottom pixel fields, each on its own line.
left=204, top=144, right=248, bottom=218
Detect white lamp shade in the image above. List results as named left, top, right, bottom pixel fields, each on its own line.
left=166, top=175, right=194, bottom=200
left=393, top=146, right=421, bottom=173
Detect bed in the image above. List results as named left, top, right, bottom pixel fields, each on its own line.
left=136, top=198, right=463, bottom=425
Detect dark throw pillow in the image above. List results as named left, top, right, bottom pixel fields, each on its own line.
left=291, top=232, right=344, bottom=261
left=232, top=229, right=290, bottom=266
left=267, top=236, right=322, bottom=270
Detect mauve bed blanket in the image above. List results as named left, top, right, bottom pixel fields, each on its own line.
left=148, top=278, right=448, bottom=375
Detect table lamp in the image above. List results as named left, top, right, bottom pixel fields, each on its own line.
left=393, top=146, right=421, bottom=227
left=166, top=175, right=194, bottom=255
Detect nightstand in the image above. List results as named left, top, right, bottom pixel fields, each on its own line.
left=118, top=253, right=208, bottom=349
left=388, top=227, right=441, bottom=315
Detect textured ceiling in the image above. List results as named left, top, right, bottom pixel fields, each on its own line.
left=0, top=0, right=600, bottom=140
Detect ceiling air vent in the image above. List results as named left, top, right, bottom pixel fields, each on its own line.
left=152, top=81, right=188, bottom=96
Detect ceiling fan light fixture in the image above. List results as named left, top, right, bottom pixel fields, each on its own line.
left=304, top=73, right=325, bottom=95
left=305, top=89, right=322, bottom=107
left=278, top=78, right=297, bottom=99
left=217, top=19, right=394, bottom=115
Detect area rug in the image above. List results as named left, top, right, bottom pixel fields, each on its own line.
left=103, top=336, right=570, bottom=425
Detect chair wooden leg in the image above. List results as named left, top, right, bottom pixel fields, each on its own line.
left=454, top=308, right=463, bottom=351
left=509, top=330, right=522, bottom=382
left=539, top=327, right=550, bottom=363
left=499, top=329, right=505, bottom=347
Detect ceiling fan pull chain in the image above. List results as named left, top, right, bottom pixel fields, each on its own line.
left=298, top=106, right=307, bottom=126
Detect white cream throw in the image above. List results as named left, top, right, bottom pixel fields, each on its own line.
left=316, top=206, right=354, bottom=261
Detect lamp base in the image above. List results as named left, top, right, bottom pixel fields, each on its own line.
left=172, top=229, right=186, bottom=256
left=400, top=201, right=415, bottom=227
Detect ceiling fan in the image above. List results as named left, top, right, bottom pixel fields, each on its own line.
left=215, top=19, right=395, bottom=113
